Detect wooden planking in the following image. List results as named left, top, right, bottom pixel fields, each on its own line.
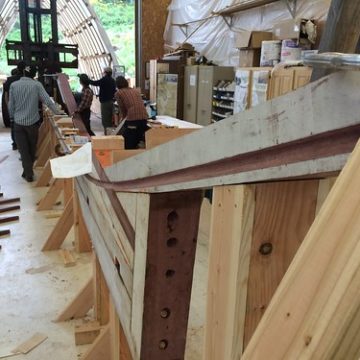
left=81, top=325, right=111, bottom=360
left=76, top=177, right=134, bottom=295
left=94, top=254, right=110, bottom=326
left=105, top=72, right=360, bottom=192
left=242, top=140, right=360, bottom=359
left=244, top=180, right=319, bottom=346
left=37, top=179, right=63, bottom=211
left=130, top=194, right=150, bottom=358
left=203, top=185, right=255, bottom=360
left=55, top=278, right=93, bottom=322
left=35, top=159, right=52, bottom=187
left=11, top=333, right=47, bottom=354
left=42, top=195, right=74, bottom=251
left=76, top=183, right=134, bottom=356
left=75, top=322, right=101, bottom=346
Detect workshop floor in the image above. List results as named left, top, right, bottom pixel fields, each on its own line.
left=0, top=114, right=210, bottom=359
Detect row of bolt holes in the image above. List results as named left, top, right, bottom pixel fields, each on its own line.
left=158, top=211, right=180, bottom=350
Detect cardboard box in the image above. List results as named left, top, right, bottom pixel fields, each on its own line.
left=239, top=49, right=261, bottom=67
left=273, top=19, right=317, bottom=46
left=235, top=31, right=273, bottom=49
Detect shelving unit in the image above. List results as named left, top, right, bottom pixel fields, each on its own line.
left=212, top=86, right=235, bottom=122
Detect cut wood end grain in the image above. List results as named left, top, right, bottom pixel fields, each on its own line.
left=59, top=249, right=76, bottom=267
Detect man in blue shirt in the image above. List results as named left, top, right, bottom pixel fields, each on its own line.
left=8, top=65, right=62, bottom=182
left=88, top=67, right=116, bottom=134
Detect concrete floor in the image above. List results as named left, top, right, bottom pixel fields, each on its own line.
left=0, top=117, right=210, bottom=359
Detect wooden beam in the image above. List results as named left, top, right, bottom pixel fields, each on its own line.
left=312, top=0, right=360, bottom=81
left=34, top=135, right=51, bottom=168
left=35, top=159, right=52, bottom=187
left=75, top=322, right=101, bottom=345
left=203, top=185, right=255, bottom=360
left=242, top=140, right=360, bottom=359
left=104, top=72, right=360, bottom=192
left=73, top=192, right=92, bottom=253
left=94, top=254, right=110, bottom=326
left=42, top=195, right=74, bottom=251
left=37, top=179, right=63, bottom=211
left=54, top=278, right=94, bottom=322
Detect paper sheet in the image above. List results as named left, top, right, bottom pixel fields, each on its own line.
left=50, top=142, right=92, bottom=178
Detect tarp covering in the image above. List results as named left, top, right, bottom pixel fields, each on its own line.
left=164, top=0, right=330, bottom=66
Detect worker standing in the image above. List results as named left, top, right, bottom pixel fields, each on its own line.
left=2, top=61, right=26, bottom=149
left=88, top=67, right=116, bottom=134
left=115, top=76, right=148, bottom=149
left=8, top=65, right=62, bottom=182
left=74, top=74, right=95, bottom=136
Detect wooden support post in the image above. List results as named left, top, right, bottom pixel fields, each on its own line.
left=42, top=195, right=74, bottom=251
left=80, top=325, right=111, bottom=360
left=63, top=178, right=74, bottom=206
left=242, top=142, right=360, bottom=359
left=37, top=179, right=63, bottom=211
left=35, top=159, right=52, bottom=187
left=203, top=185, right=256, bottom=360
left=54, top=278, right=94, bottom=322
left=94, top=254, right=110, bottom=326
left=74, top=192, right=92, bottom=253
left=35, top=135, right=51, bottom=168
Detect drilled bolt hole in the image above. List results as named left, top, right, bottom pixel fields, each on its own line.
left=159, top=339, right=168, bottom=350
left=167, top=238, right=178, bottom=247
left=167, top=211, right=179, bottom=232
left=160, top=308, right=171, bottom=319
left=259, top=242, right=273, bottom=256
left=165, top=269, right=176, bottom=278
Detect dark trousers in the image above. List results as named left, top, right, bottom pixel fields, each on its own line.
left=79, top=108, right=95, bottom=136
left=123, top=120, right=148, bottom=149
left=14, top=122, right=39, bottom=178
left=10, top=121, right=16, bottom=146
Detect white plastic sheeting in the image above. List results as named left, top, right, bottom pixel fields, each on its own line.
left=164, top=0, right=330, bottom=66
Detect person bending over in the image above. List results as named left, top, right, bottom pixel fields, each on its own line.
left=115, top=76, right=148, bottom=149
left=8, top=65, right=62, bottom=182
left=74, top=74, right=95, bottom=136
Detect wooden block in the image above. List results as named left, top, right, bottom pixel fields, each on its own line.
left=91, top=136, right=124, bottom=150
left=11, top=333, right=47, bottom=354
left=145, top=127, right=198, bottom=149
left=55, top=117, right=73, bottom=128
left=59, top=249, right=76, bottom=267
left=60, top=128, right=79, bottom=135
left=94, top=150, right=113, bottom=168
left=75, top=322, right=101, bottom=345
left=44, top=210, right=63, bottom=219
left=80, top=325, right=111, bottom=360
left=111, top=149, right=145, bottom=164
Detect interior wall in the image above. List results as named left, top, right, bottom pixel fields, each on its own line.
left=140, top=0, right=171, bottom=95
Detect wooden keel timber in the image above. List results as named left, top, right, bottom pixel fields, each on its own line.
left=102, top=72, right=360, bottom=192
left=140, top=191, right=203, bottom=360
left=242, top=140, right=360, bottom=359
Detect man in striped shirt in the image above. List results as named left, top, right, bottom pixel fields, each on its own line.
left=8, top=65, right=62, bottom=182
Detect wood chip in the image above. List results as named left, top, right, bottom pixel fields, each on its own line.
left=11, top=333, right=48, bottom=354
left=59, top=249, right=76, bottom=267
